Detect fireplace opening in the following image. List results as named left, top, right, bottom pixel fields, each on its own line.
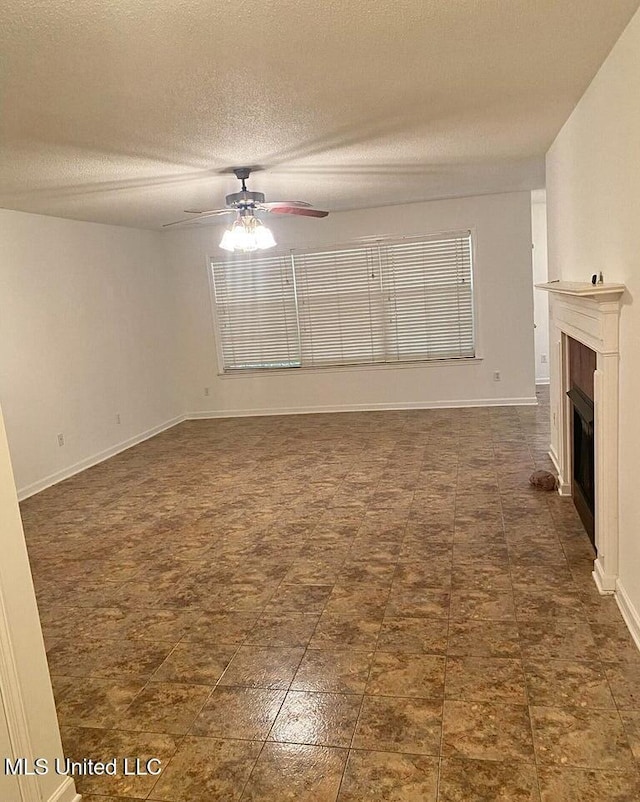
left=567, top=336, right=597, bottom=550
left=567, top=385, right=595, bottom=548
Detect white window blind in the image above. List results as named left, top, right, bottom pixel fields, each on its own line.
left=295, top=245, right=386, bottom=367
left=211, top=252, right=300, bottom=369
left=381, top=236, right=474, bottom=361
left=211, top=231, right=474, bottom=372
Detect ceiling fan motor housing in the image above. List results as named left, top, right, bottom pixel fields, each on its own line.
left=225, top=189, right=266, bottom=208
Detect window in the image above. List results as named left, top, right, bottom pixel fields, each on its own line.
left=211, top=231, right=474, bottom=372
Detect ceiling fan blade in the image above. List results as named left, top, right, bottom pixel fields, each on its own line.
left=265, top=206, right=329, bottom=218
left=260, top=201, right=312, bottom=209
left=162, top=210, right=233, bottom=227
left=183, top=208, right=230, bottom=215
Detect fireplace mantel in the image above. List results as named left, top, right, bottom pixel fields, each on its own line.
left=536, top=281, right=626, bottom=301
left=544, top=282, right=625, bottom=595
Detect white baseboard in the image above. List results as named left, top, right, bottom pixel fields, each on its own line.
left=187, top=396, right=538, bottom=419
left=47, top=776, right=81, bottom=802
left=615, top=579, right=640, bottom=654
left=593, top=560, right=616, bottom=594
left=548, top=445, right=560, bottom=473
left=17, top=415, right=185, bottom=501
left=548, top=446, right=571, bottom=495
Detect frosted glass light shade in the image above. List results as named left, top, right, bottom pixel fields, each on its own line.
left=219, top=228, right=236, bottom=251
left=219, top=216, right=276, bottom=252
left=255, top=224, right=276, bottom=249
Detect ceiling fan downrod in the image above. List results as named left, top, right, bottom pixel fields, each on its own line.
left=233, top=167, right=251, bottom=193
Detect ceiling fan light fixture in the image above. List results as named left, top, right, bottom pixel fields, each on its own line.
left=219, top=214, right=276, bottom=253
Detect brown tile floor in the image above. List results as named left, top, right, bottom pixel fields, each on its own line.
left=20, top=387, right=640, bottom=801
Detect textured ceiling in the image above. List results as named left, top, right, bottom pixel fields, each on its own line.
left=1, top=0, right=638, bottom=229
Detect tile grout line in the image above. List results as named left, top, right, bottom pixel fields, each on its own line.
left=497, top=414, right=544, bottom=801
left=435, top=422, right=462, bottom=802
left=333, top=444, right=410, bottom=801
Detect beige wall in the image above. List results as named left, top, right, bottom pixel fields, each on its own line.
left=166, top=191, right=536, bottom=416
left=0, top=403, right=76, bottom=802
left=0, top=686, right=21, bottom=802
left=546, top=9, right=640, bottom=613
left=0, top=209, right=183, bottom=498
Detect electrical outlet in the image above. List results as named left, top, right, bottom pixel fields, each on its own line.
left=493, top=371, right=501, bottom=382
left=204, top=387, right=210, bottom=397
left=57, top=433, right=65, bottom=447
left=116, top=413, right=121, bottom=424
left=541, top=354, right=548, bottom=364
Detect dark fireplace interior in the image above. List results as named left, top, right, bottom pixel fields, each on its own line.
left=567, top=337, right=596, bottom=549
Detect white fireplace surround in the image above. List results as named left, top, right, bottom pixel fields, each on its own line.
left=537, top=281, right=625, bottom=595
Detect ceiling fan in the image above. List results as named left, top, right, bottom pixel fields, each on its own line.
left=163, top=167, right=329, bottom=252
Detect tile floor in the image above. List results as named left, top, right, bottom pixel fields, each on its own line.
left=20, top=387, right=640, bottom=801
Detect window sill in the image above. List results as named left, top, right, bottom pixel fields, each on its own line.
left=217, top=356, right=483, bottom=379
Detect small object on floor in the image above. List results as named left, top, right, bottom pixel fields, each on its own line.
left=529, top=470, right=557, bottom=491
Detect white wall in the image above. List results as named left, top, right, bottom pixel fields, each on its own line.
left=0, top=210, right=182, bottom=498
left=531, top=190, right=550, bottom=383
left=546, top=10, right=640, bottom=615
left=166, top=191, right=536, bottom=416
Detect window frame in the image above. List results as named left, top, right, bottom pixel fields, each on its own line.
left=207, top=228, right=481, bottom=378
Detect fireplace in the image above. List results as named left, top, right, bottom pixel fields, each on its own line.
left=537, top=280, right=625, bottom=594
